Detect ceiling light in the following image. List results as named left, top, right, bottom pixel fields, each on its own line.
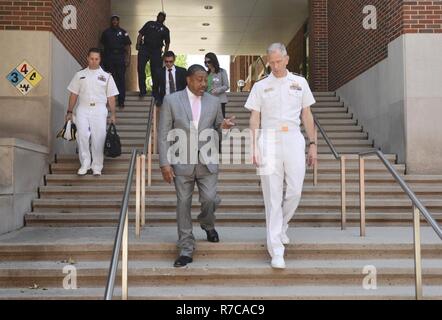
left=202, top=22, right=210, bottom=26
left=199, top=48, right=206, bottom=51
left=204, top=5, right=214, bottom=10
left=201, top=37, right=208, bottom=40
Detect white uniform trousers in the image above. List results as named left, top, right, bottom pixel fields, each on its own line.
left=258, top=129, right=306, bottom=258
left=75, top=104, right=108, bottom=172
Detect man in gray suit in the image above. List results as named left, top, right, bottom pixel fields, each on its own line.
left=158, top=64, right=236, bottom=267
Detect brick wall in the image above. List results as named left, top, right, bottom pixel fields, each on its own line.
left=309, top=0, right=328, bottom=92
left=52, top=0, right=111, bottom=67
left=402, top=0, right=442, bottom=33
left=0, top=0, right=52, bottom=31
left=0, top=0, right=111, bottom=66
left=327, top=0, right=442, bottom=91
left=287, top=21, right=307, bottom=76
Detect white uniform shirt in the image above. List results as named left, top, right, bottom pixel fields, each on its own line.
left=165, top=65, right=176, bottom=96
left=244, top=71, right=316, bottom=130
left=67, top=67, right=119, bottom=106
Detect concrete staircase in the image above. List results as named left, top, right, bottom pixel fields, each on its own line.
left=0, top=92, right=441, bottom=299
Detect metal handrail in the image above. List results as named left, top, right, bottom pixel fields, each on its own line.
left=143, top=99, right=155, bottom=155
left=358, top=149, right=442, bottom=238
left=104, top=148, right=137, bottom=300
left=358, top=148, right=442, bottom=300
left=104, top=97, right=155, bottom=300
left=313, top=116, right=340, bottom=159
left=313, top=114, right=347, bottom=229
left=256, top=56, right=269, bottom=76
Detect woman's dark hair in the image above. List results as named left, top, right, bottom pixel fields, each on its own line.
left=205, top=52, right=220, bottom=74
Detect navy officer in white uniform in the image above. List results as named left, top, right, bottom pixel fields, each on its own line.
left=66, top=48, right=119, bottom=176
left=245, top=43, right=317, bottom=269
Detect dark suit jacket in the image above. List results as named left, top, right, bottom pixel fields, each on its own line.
left=154, top=65, right=187, bottom=106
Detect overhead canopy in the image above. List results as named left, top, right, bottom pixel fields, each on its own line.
left=111, top=0, right=309, bottom=55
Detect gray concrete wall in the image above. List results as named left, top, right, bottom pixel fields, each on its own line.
left=337, top=36, right=406, bottom=163
left=0, top=31, right=52, bottom=147
left=337, top=34, right=442, bottom=174
left=0, top=138, right=48, bottom=235
left=403, top=34, right=442, bottom=174
left=50, top=34, right=81, bottom=158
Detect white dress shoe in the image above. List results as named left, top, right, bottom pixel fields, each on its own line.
left=77, top=167, right=89, bottom=176
left=92, top=170, right=101, bottom=176
left=271, top=255, right=286, bottom=269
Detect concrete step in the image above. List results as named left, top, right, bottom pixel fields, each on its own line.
left=112, top=124, right=365, bottom=133
left=1, top=258, right=441, bottom=288
left=1, top=227, right=440, bottom=261
left=24, top=211, right=442, bottom=227
left=54, top=153, right=397, bottom=163
left=43, top=173, right=442, bottom=186
left=113, top=118, right=359, bottom=126
left=0, top=226, right=441, bottom=298
left=1, top=284, right=440, bottom=300
left=31, top=198, right=442, bottom=213
left=48, top=162, right=403, bottom=175
left=114, top=111, right=353, bottom=120
left=116, top=106, right=348, bottom=114
left=118, top=137, right=373, bottom=146
left=117, top=131, right=369, bottom=140
left=37, top=184, right=442, bottom=199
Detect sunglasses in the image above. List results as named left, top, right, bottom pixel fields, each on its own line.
left=164, top=60, right=174, bottom=63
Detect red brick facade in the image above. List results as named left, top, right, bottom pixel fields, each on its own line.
left=0, top=0, right=52, bottom=31
left=326, top=0, right=442, bottom=91
left=309, top=0, right=329, bottom=91
left=52, top=0, right=111, bottom=67
left=287, top=21, right=307, bottom=76
left=0, top=0, right=110, bottom=66
left=402, top=0, right=442, bottom=33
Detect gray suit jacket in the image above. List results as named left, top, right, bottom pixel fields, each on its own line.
left=158, top=89, right=224, bottom=176
left=208, top=68, right=229, bottom=103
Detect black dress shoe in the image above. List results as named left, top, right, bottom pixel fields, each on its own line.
left=118, top=102, right=125, bottom=109
left=204, top=228, right=219, bottom=243
left=173, top=256, right=193, bottom=268
left=139, top=92, right=146, bottom=98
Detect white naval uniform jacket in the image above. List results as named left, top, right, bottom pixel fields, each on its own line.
left=244, top=70, right=316, bottom=133
left=67, top=66, right=119, bottom=110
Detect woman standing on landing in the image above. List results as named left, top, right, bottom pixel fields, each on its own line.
left=204, top=52, right=230, bottom=118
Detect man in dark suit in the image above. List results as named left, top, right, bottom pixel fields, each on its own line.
left=154, top=51, right=187, bottom=106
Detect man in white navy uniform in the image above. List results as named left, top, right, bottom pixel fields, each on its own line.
left=245, top=43, right=317, bottom=269
left=66, top=48, right=119, bottom=176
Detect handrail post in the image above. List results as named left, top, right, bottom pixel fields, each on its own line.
left=340, top=155, right=346, bottom=230
left=141, top=154, right=146, bottom=226
left=313, top=126, right=318, bottom=186
left=135, top=154, right=141, bottom=238
left=122, top=209, right=128, bottom=300
left=148, top=134, right=152, bottom=187
left=359, top=156, right=366, bottom=237
left=153, top=105, right=158, bottom=154
left=413, top=205, right=423, bottom=300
